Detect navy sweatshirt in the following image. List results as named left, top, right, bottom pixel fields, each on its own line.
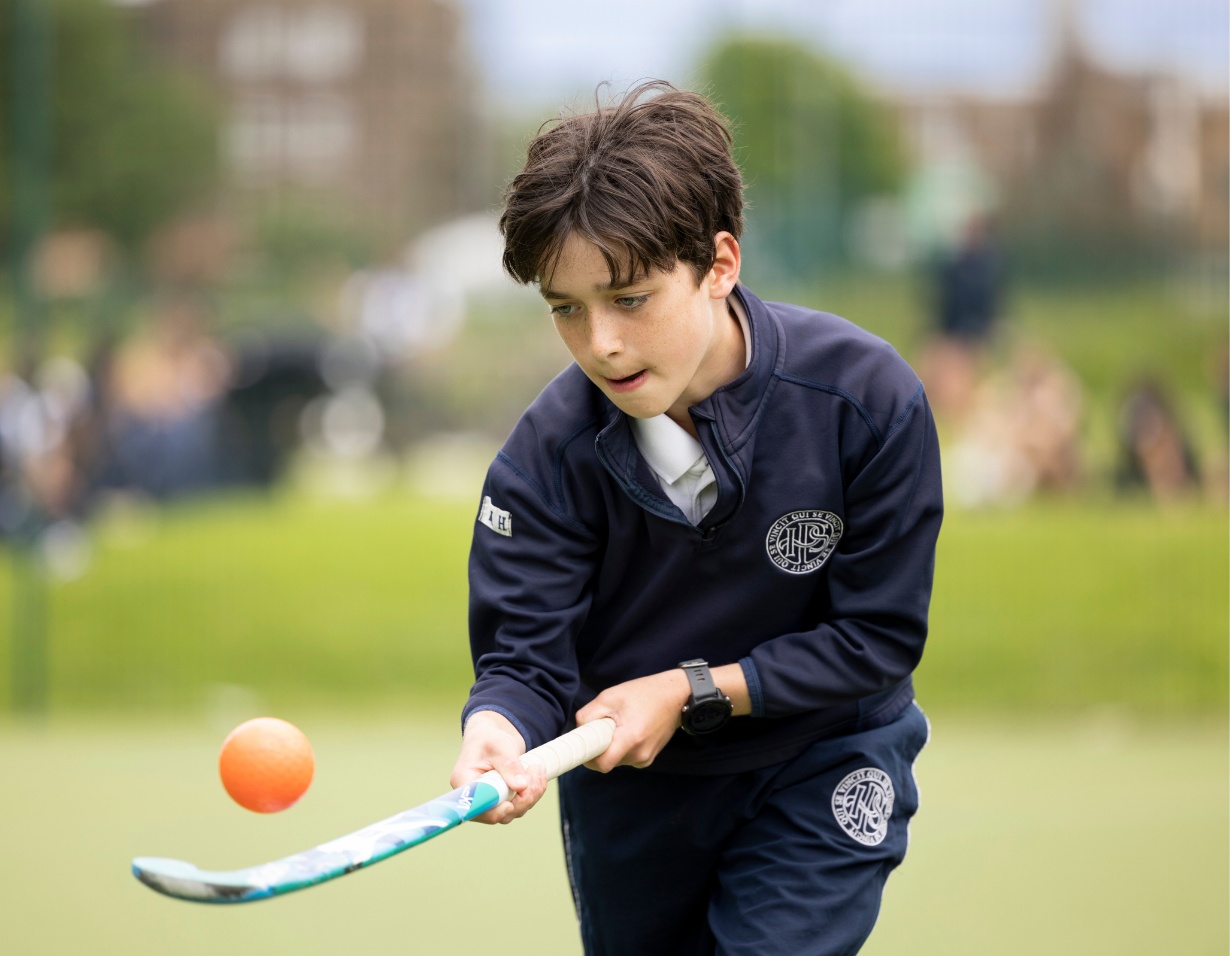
left=462, top=285, right=943, bottom=774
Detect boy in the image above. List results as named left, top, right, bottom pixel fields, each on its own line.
left=451, top=81, right=942, bottom=955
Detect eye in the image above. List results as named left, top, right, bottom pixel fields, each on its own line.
left=550, top=303, right=580, bottom=318
left=614, top=294, right=649, bottom=310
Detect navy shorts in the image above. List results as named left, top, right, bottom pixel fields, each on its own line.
left=558, top=702, right=930, bottom=955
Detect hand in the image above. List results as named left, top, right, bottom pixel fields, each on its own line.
left=574, top=669, right=691, bottom=772
left=450, top=711, right=548, bottom=824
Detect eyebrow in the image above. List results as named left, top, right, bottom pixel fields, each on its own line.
left=539, top=276, right=648, bottom=300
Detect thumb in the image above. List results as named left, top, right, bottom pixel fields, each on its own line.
left=494, top=755, right=529, bottom=794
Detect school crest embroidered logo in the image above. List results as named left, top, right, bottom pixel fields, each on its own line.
left=765, top=510, right=843, bottom=574
left=832, top=767, right=895, bottom=846
left=477, top=496, right=512, bottom=537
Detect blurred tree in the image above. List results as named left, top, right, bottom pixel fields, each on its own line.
left=698, top=36, right=906, bottom=282
left=0, top=0, right=220, bottom=256
left=254, top=192, right=382, bottom=281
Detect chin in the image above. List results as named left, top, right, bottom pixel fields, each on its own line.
left=611, top=396, right=668, bottom=420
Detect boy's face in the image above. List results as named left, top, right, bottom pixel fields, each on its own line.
left=540, top=231, right=743, bottom=435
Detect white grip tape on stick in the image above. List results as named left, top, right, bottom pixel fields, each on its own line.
left=521, top=717, right=616, bottom=780
left=477, top=717, right=616, bottom=804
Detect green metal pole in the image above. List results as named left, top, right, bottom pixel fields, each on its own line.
left=9, top=0, right=53, bottom=716
left=11, top=546, right=49, bottom=715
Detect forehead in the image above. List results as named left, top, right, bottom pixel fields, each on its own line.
left=539, top=232, right=654, bottom=297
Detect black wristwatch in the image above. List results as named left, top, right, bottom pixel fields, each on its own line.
left=678, top=659, right=733, bottom=735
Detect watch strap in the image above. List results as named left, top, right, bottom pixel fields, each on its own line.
left=678, top=658, right=721, bottom=704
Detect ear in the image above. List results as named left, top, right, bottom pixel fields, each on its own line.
left=707, top=232, right=741, bottom=299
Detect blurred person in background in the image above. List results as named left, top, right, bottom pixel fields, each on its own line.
left=919, top=214, right=1006, bottom=422
left=1115, top=378, right=1201, bottom=502
left=946, top=348, right=1085, bottom=508
left=99, top=293, right=232, bottom=500
left=0, top=349, right=95, bottom=535
left=935, top=214, right=1004, bottom=345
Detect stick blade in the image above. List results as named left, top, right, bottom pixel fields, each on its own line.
left=132, top=857, right=276, bottom=904
left=131, top=776, right=509, bottom=904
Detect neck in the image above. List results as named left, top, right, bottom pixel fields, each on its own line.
left=666, top=296, right=743, bottom=439
left=667, top=408, right=700, bottom=440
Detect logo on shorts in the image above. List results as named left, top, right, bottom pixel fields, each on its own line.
left=477, top=496, right=512, bottom=537
left=765, top=510, right=843, bottom=574
left=832, top=767, right=895, bottom=846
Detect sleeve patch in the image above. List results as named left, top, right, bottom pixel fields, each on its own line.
left=477, top=496, right=513, bottom=537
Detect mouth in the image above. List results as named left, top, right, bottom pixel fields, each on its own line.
left=604, top=370, right=648, bottom=394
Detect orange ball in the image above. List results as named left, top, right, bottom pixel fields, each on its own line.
left=218, top=717, right=315, bottom=813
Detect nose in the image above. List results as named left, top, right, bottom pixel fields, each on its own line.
left=587, top=308, right=624, bottom=360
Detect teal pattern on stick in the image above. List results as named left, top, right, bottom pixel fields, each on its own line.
left=133, top=779, right=504, bottom=903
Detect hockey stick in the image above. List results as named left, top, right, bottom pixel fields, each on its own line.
left=132, top=717, right=615, bottom=904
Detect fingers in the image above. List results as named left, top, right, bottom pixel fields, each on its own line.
left=574, top=699, right=608, bottom=727
left=503, top=761, right=548, bottom=824
left=585, top=728, right=656, bottom=773
left=576, top=670, right=689, bottom=772
left=580, top=717, right=665, bottom=773
left=474, top=760, right=548, bottom=824
left=576, top=703, right=625, bottom=772
left=583, top=742, right=623, bottom=773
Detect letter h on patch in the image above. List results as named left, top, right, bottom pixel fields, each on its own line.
left=478, top=496, right=513, bottom=536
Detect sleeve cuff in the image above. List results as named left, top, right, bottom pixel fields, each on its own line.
left=739, top=657, right=765, bottom=718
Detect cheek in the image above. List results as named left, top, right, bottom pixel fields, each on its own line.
left=553, top=321, right=586, bottom=358
left=655, top=310, right=708, bottom=368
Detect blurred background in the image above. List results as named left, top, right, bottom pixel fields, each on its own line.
left=0, top=0, right=1226, bottom=953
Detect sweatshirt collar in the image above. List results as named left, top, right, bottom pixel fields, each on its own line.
left=688, top=284, right=781, bottom=447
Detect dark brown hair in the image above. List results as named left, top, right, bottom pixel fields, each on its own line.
left=499, top=80, right=744, bottom=287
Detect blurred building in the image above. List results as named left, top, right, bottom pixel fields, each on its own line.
left=896, top=19, right=1228, bottom=271
left=134, top=0, right=482, bottom=243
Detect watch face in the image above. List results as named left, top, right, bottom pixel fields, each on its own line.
left=685, top=698, right=733, bottom=734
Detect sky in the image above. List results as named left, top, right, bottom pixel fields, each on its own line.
left=458, top=0, right=1229, bottom=109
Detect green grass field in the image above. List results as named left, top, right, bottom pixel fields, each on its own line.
left=0, top=489, right=1223, bottom=717
left=0, top=715, right=1224, bottom=955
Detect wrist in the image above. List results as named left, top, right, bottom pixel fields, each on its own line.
left=709, top=663, right=751, bottom=717
left=462, top=709, right=524, bottom=747
left=677, top=659, right=735, bottom=735
left=665, top=667, right=691, bottom=708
